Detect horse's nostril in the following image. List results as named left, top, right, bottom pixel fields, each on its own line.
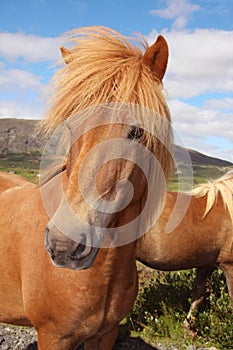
left=44, top=227, right=56, bottom=259
left=48, top=247, right=55, bottom=260
left=75, top=243, right=86, bottom=256
left=44, top=227, right=50, bottom=248
left=71, top=235, right=92, bottom=260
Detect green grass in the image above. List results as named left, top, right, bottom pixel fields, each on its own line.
left=0, top=152, right=232, bottom=188
left=168, top=164, right=233, bottom=192
left=0, top=153, right=40, bottom=183
left=125, top=268, right=233, bottom=349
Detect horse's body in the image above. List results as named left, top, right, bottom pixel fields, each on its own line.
left=0, top=27, right=173, bottom=349
left=0, top=172, right=30, bottom=192
left=0, top=174, right=137, bottom=348
left=136, top=171, right=233, bottom=334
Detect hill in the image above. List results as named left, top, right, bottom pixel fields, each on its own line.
left=174, top=144, right=232, bottom=167
left=0, top=118, right=46, bottom=154
left=0, top=118, right=232, bottom=172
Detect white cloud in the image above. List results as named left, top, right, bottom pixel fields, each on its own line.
left=0, top=31, right=60, bottom=120
left=150, top=0, right=200, bottom=30
left=0, top=32, right=62, bottom=63
left=0, top=68, right=44, bottom=92
left=0, top=27, right=232, bottom=162
left=147, top=29, right=233, bottom=99
left=204, top=97, right=233, bottom=111
left=0, top=101, right=45, bottom=120
left=170, top=99, right=233, bottom=139
left=145, top=27, right=233, bottom=161
left=169, top=98, right=233, bottom=161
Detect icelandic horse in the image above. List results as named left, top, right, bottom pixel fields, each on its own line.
left=136, top=171, right=233, bottom=336
left=0, top=26, right=173, bottom=349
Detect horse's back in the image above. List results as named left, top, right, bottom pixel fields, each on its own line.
left=136, top=190, right=231, bottom=270
left=0, top=172, right=30, bottom=193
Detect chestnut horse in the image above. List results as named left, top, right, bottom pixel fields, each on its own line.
left=136, top=171, right=233, bottom=335
left=0, top=27, right=173, bottom=350
left=0, top=172, right=30, bottom=192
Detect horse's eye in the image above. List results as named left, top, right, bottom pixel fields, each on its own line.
left=128, top=126, right=144, bottom=140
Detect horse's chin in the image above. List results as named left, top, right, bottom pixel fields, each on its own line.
left=47, top=247, right=99, bottom=270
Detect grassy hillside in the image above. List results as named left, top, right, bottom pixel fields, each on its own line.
left=168, top=164, right=233, bottom=191
left=0, top=118, right=232, bottom=186
left=0, top=152, right=232, bottom=189
left=0, top=152, right=41, bottom=183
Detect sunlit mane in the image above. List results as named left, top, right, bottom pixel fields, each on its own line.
left=192, top=170, right=233, bottom=221
left=40, top=26, right=173, bottom=179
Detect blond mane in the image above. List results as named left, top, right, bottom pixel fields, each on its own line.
left=192, top=170, right=233, bottom=222
left=40, top=26, right=173, bottom=179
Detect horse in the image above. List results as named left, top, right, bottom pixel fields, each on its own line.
left=136, top=170, right=233, bottom=336
left=0, top=172, right=30, bottom=192
left=0, top=26, right=173, bottom=350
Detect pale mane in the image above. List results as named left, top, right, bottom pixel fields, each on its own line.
left=39, top=26, right=173, bottom=179
left=192, top=170, right=233, bottom=222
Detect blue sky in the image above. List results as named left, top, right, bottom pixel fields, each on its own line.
left=0, top=0, right=233, bottom=162
left=1, top=0, right=233, bottom=35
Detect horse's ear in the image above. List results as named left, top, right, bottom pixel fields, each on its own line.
left=142, top=35, right=169, bottom=81
left=60, top=46, right=72, bottom=64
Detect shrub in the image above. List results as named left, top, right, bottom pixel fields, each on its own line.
left=126, top=268, right=233, bottom=349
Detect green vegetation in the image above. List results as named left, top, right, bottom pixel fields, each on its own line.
left=125, top=268, right=233, bottom=349
left=0, top=153, right=40, bottom=183
left=168, top=164, right=233, bottom=191
left=0, top=152, right=232, bottom=188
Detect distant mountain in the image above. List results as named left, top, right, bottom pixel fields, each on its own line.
left=0, top=118, right=46, bottom=154
left=174, top=145, right=232, bottom=167
left=0, top=118, right=232, bottom=168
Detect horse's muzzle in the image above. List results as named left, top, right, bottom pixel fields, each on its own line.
left=44, top=226, right=99, bottom=270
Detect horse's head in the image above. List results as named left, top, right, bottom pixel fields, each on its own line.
left=42, top=27, right=173, bottom=270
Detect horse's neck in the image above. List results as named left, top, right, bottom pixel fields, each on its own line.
left=97, top=241, right=137, bottom=287
left=81, top=243, right=137, bottom=326
left=97, top=243, right=138, bottom=301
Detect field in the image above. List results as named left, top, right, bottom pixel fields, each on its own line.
left=0, top=153, right=233, bottom=349
left=0, top=152, right=41, bottom=183
left=0, top=152, right=232, bottom=188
